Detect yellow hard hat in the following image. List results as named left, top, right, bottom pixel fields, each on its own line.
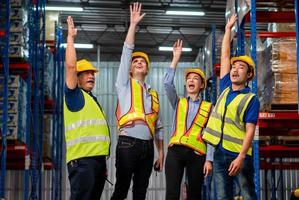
left=132, top=52, right=150, bottom=68
left=184, top=68, right=206, bottom=89
left=230, top=55, right=255, bottom=80
left=294, top=188, right=299, bottom=197
left=76, top=59, right=98, bottom=73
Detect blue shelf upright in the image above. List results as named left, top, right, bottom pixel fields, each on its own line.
left=248, top=0, right=260, bottom=199
left=0, top=0, right=10, bottom=198
left=24, top=0, right=33, bottom=199
left=51, top=24, right=64, bottom=200
left=25, top=0, right=46, bottom=199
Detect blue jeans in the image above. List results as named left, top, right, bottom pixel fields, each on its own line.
left=213, top=148, right=257, bottom=200
left=111, top=136, right=154, bottom=200
left=67, top=156, right=107, bottom=200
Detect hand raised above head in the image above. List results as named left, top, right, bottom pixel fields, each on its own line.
left=130, top=2, right=146, bottom=26
left=172, top=39, right=183, bottom=60
left=225, top=14, right=237, bottom=31
left=67, top=16, right=77, bottom=38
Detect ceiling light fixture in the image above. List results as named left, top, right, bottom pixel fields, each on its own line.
left=61, top=43, right=94, bottom=49
left=45, top=6, right=83, bottom=12
left=165, top=10, right=205, bottom=16
left=159, top=46, right=192, bottom=52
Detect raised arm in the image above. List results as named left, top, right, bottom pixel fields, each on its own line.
left=170, top=39, right=183, bottom=70
left=125, top=2, right=146, bottom=45
left=65, top=16, right=78, bottom=89
left=163, top=39, right=183, bottom=109
left=220, top=14, right=237, bottom=79
left=116, top=3, right=146, bottom=88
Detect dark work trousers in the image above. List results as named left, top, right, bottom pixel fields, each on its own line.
left=67, top=156, right=107, bottom=200
left=165, top=145, right=205, bottom=200
left=111, top=136, right=154, bottom=200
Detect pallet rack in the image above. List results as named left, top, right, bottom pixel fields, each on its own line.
left=246, top=0, right=299, bottom=199
left=0, top=0, right=64, bottom=199
left=0, top=0, right=10, bottom=198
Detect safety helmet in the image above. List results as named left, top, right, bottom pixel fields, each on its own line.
left=230, top=55, right=255, bottom=80
left=76, top=59, right=98, bottom=73
left=132, top=52, right=150, bottom=68
left=184, top=68, right=206, bottom=89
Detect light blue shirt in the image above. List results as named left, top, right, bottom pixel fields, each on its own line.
left=115, top=43, right=163, bottom=141
left=163, top=67, right=214, bottom=161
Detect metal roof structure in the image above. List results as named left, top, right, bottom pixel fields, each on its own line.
left=46, top=0, right=295, bottom=62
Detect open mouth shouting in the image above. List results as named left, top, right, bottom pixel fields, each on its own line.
left=188, top=83, right=195, bottom=90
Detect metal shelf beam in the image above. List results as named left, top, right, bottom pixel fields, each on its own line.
left=245, top=32, right=296, bottom=38
left=245, top=11, right=295, bottom=23
left=260, top=145, right=299, bottom=158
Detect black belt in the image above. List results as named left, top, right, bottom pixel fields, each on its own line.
left=118, top=135, right=153, bottom=144
left=68, top=155, right=106, bottom=167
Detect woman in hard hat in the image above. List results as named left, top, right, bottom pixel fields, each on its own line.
left=163, top=39, right=214, bottom=200
left=202, top=14, right=259, bottom=199
left=111, top=3, right=164, bottom=200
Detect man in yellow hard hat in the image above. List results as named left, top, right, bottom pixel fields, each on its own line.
left=111, top=3, right=164, bottom=200
left=163, top=39, right=214, bottom=200
left=64, top=16, right=110, bottom=200
left=202, top=14, right=259, bottom=199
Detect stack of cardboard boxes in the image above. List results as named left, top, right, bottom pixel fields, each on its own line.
left=271, top=38, right=298, bottom=105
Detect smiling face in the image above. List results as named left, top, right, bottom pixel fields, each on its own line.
left=185, top=72, right=204, bottom=96
left=230, top=60, right=253, bottom=86
left=130, top=57, right=148, bottom=78
left=78, top=70, right=95, bottom=91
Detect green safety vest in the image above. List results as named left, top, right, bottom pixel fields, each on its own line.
left=64, top=89, right=110, bottom=163
left=169, top=98, right=212, bottom=154
left=202, top=87, right=255, bottom=155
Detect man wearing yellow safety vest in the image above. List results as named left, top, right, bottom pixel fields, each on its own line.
left=64, top=16, right=110, bottom=200
left=163, top=39, right=214, bottom=200
left=202, top=14, right=259, bottom=199
left=111, top=3, right=164, bottom=200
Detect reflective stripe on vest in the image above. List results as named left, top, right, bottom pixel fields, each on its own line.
left=64, top=89, right=110, bottom=163
left=169, top=98, right=212, bottom=154
left=115, top=78, right=159, bottom=136
left=202, top=87, right=255, bottom=155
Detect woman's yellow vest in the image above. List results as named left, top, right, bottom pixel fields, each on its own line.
left=202, top=87, right=255, bottom=156
left=169, top=98, right=212, bottom=154
left=115, top=78, right=159, bottom=136
left=64, top=89, right=110, bottom=163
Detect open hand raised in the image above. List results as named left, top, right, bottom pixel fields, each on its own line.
left=67, top=16, right=77, bottom=38
left=130, top=2, right=146, bottom=26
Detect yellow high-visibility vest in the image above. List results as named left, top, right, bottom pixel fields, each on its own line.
left=202, top=87, right=255, bottom=155
left=64, top=89, right=110, bottom=163
left=169, top=98, right=212, bottom=154
left=115, top=78, right=159, bottom=136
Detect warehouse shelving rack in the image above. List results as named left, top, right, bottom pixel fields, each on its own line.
left=0, top=0, right=60, bottom=199
left=0, top=0, right=10, bottom=198
left=245, top=0, right=299, bottom=199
